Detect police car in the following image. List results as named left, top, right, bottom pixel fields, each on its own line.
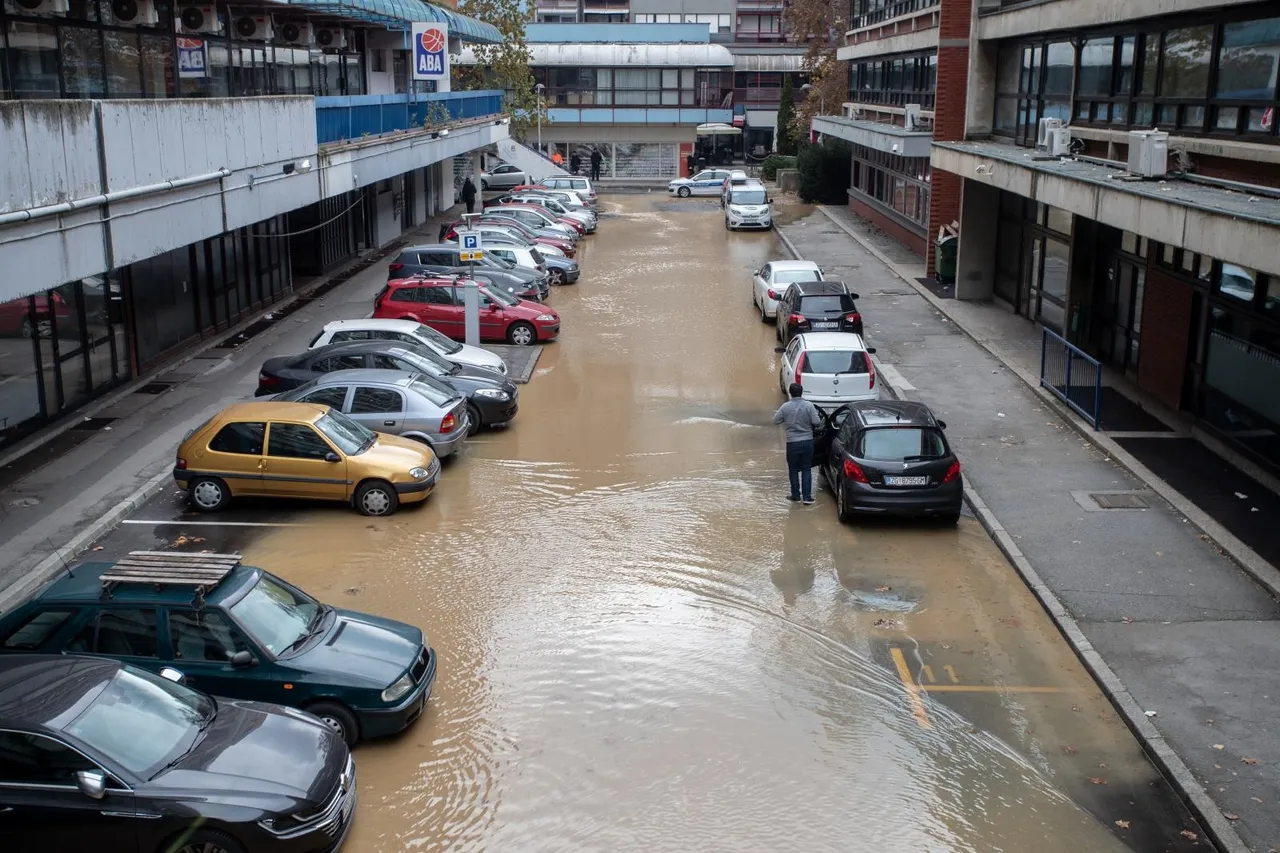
left=668, top=169, right=733, bottom=198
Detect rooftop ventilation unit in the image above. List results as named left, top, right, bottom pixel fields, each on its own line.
left=315, top=26, right=347, bottom=50
left=15, top=0, right=69, bottom=13
left=1036, top=117, right=1063, bottom=149
left=233, top=13, right=273, bottom=41
left=278, top=21, right=312, bottom=46
left=904, top=103, right=922, bottom=131
left=1048, top=127, right=1072, bottom=156
left=177, top=4, right=221, bottom=34
left=1127, top=130, right=1169, bottom=178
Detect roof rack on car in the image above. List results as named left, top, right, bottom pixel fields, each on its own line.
left=100, top=551, right=242, bottom=607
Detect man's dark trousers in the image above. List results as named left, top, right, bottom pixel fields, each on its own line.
left=786, top=439, right=815, bottom=501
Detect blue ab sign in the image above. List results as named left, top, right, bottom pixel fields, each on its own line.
left=411, top=23, right=450, bottom=89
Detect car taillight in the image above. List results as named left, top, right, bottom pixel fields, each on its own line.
left=845, top=312, right=861, bottom=326
left=788, top=313, right=807, bottom=326
left=258, top=373, right=279, bottom=387
left=767, top=289, right=778, bottom=300
left=867, top=355, right=876, bottom=389
left=440, top=412, right=456, bottom=434
left=793, top=359, right=803, bottom=387
left=388, top=263, right=404, bottom=274
left=942, top=460, right=961, bottom=483
left=843, top=459, right=868, bottom=483
left=175, top=457, right=187, bottom=470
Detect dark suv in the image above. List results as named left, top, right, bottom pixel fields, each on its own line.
left=388, top=245, right=548, bottom=292
left=775, top=281, right=862, bottom=346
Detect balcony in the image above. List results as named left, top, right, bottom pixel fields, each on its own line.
left=315, top=91, right=505, bottom=144
left=851, top=0, right=939, bottom=30
left=547, top=107, right=733, bottom=124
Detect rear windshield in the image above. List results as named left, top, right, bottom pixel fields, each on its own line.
left=802, top=351, right=868, bottom=374
left=859, top=428, right=947, bottom=462
left=529, top=247, right=545, bottom=265
left=569, top=179, right=589, bottom=190
left=409, top=374, right=462, bottom=406
left=775, top=269, right=821, bottom=284
left=800, top=294, right=855, bottom=313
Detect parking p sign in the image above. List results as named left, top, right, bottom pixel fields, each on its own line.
left=459, top=231, right=483, bottom=262
left=411, top=23, right=450, bottom=91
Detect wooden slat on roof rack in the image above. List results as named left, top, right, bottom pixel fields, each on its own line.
left=100, top=551, right=242, bottom=596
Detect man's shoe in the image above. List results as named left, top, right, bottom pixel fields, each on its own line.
left=802, top=498, right=816, bottom=506
left=787, top=495, right=801, bottom=502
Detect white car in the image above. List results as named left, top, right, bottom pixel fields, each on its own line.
left=719, top=170, right=749, bottom=207
left=668, top=169, right=733, bottom=198
left=753, top=260, right=825, bottom=321
left=472, top=225, right=566, bottom=257
left=477, top=243, right=546, bottom=273
left=725, top=182, right=772, bottom=231
left=779, top=332, right=878, bottom=411
left=480, top=163, right=527, bottom=190
left=309, top=319, right=508, bottom=375
left=540, top=176, right=598, bottom=208
left=509, top=194, right=596, bottom=233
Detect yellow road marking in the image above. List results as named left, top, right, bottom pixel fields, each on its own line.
left=889, top=646, right=932, bottom=729
left=922, top=685, right=1066, bottom=694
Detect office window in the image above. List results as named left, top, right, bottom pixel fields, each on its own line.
left=851, top=51, right=936, bottom=109
left=1217, top=18, right=1280, bottom=111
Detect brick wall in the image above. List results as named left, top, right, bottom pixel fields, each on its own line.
left=925, top=0, right=972, bottom=276
left=1137, top=267, right=1194, bottom=410
left=848, top=193, right=928, bottom=258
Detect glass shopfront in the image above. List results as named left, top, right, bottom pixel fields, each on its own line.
left=994, top=191, right=1072, bottom=331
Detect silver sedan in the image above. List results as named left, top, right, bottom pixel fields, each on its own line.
left=276, top=369, right=470, bottom=458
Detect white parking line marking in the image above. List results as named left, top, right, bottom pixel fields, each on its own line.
left=120, top=519, right=316, bottom=527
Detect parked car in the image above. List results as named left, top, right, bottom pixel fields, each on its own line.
left=776, top=280, right=863, bottom=345
left=539, top=251, right=581, bottom=285
left=724, top=181, right=772, bottom=231
left=478, top=212, right=579, bottom=246
left=753, top=260, right=825, bottom=321
left=388, top=244, right=549, bottom=294
left=504, top=194, right=597, bottom=233
left=819, top=400, right=963, bottom=523
left=269, top=338, right=519, bottom=432
left=437, top=265, right=547, bottom=301
left=497, top=202, right=586, bottom=236
left=465, top=241, right=548, bottom=274
left=173, top=401, right=440, bottom=517
left=779, top=332, right=878, bottom=410
left=309, top=318, right=508, bottom=375
left=538, top=175, right=598, bottom=208
left=444, top=221, right=571, bottom=258
left=0, top=549, right=438, bottom=746
left=720, top=169, right=750, bottom=207
left=373, top=278, right=560, bottom=346
left=0, top=654, right=355, bottom=851
left=480, top=162, right=527, bottom=190
left=514, top=186, right=591, bottom=214
left=668, top=169, right=733, bottom=198
left=274, top=370, right=472, bottom=453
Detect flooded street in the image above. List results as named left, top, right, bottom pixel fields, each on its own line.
left=108, top=195, right=1202, bottom=851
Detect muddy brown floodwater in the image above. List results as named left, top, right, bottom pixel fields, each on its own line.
left=243, top=196, right=1205, bottom=852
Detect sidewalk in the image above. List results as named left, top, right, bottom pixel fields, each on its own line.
left=0, top=205, right=467, bottom=611
left=778, top=207, right=1280, bottom=853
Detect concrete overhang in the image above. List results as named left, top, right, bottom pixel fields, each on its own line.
left=931, top=140, right=1280, bottom=277
left=837, top=25, right=937, bottom=61
left=976, top=0, right=1262, bottom=42
left=815, top=115, right=933, bottom=158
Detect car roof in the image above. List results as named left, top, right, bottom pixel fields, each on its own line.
left=309, top=368, right=419, bottom=387
left=0, top=655, right=121, bottom=729
left=311, top=339, right=432, bottom=358
left=323, top=318, right=419, bottom=332
left=33, top=562, right=259, bottom=607
left=795, top=332, right=869, bottom=351
left=402, top=244, right=459, bottom=253
left=792, top=281, right=849, bottom=296
left=209, top=401, right=329, bottom=424
left=387, top=275, right=459, bottom=286
left=770, top=260, right=821, bottom=271
left=850, top=400, right=938, bottom=428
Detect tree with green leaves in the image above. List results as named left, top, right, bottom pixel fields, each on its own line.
left=454, top=0, right=547, bottom=137
left=775, top=76, right=797, bottom=155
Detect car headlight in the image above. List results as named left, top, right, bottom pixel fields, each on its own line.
left=474, top=388, right=511, bottom=401
left=381, top=673, right=414, bottom=703
left=536, top=314, right=557, bottom=322
left=409, top=467, right=429, bottom=480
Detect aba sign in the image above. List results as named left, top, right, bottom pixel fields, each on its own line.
left=411, top=23, right=449, bottom=86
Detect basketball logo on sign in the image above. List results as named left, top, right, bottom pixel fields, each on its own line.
left=413, top=23, right=448, bottom=80
left=420, top=28, right=445, bottom=54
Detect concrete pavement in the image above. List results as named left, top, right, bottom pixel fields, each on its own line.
left=778, top=207, right=1280, bottom=853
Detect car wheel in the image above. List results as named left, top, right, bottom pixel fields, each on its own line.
left=306, top=701, right=360, bottom=747
left=507, top=321, right=536, bottom=346
left=168, top=828, right=248, bottom=853
left=466, top=402, right=483, bottom=436
left=836, top=480, right=855, bottom=524
left=481, top=179, right=489, bottom=190
left=775, top=325, right=782, bottom=342
left=20, top=315, right=33, bottom=338
left=677, top=186, right=691, bottom=198
left=760, top=301, right=770, bottom=323
left=550, top=268, right=565, bottom=285
left=189, top=477, right=230, bottom=513
left=354, top=479, right=399, bottom=517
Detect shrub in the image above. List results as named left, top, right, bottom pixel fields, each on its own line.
left=796, top=139, right=853, bottom=205
left=761, top=155, right=797, bottom=181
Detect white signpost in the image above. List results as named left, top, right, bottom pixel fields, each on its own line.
left=410, top=23, right=451, bottom=93
left=458, top=224, right=483, bottom=346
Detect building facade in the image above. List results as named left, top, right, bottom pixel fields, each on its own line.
left=0, top=0, right=507, bottom=451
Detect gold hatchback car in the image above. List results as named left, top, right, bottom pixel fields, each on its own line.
left=174, top=401, right=440, bottom=516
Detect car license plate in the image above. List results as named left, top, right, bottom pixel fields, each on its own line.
left=813, top=322, right=838, bottom=330
left=884, top=475, right=928, bottom=486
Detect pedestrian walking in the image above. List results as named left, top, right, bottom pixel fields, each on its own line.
left=590, top=148, right=602, bottom=181
left=551, top=149, right=565, bottom=167
left=570, top=152, right=581, bottom=175
left=773, top=383, right=823, bottom=505
left=460, top=176, right=477, bottom=214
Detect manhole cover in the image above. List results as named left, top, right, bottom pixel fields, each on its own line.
left=9, top=497, right=40, bottom=508
left=1091, top=492, right=1149, bottom=509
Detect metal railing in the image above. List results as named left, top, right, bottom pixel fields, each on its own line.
left=1040, top=327, right=1102, bottom=429
left=315, top=91, right=504, bottom=145
left=851, top=0, right=939, bottom=29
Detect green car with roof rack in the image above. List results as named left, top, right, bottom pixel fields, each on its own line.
left=0, top=551, right=436, bottom=747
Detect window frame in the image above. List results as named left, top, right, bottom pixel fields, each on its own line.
left=264, top=422, right=339, bottom=461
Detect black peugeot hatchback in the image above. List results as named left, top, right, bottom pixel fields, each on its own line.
left=817, top=400, right=963, bottom=524
left=775, top=281, right=863, bottom=346
left=0, top=654, right=354, bottom=853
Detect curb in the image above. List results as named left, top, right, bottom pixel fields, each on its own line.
left=777, top=217, right=1247, bottom=853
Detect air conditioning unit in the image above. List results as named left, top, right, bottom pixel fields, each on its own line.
left=176, top=4, right=221, bottom=34
left=110, top=0, right=158, bottom=24
left=277, top=20, right=312, bottom=46
left=14, top=0, right=70, bottom=13
left=1127, top=130, right=1169, bottom=178
left=1049, top=127, right=1072, bottom=156
left=843, top=103, right=856, bottom=119
left=904, top=103, right=922, bottom=131
left=314, top=27, right=347, bottom=50
left=233, top=13, right=273, bottom=41
left=1036, top=117, right=1063, bottom=148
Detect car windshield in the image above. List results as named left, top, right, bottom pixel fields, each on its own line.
left=391, top=346, right=454, bottom=375
left=802, top=351, right=868, bottom=374
left=775, top=269, right=821, bottom=284
left=413, top=323, right=463, bottom=355
left=732, top=189, right=767, bottom=205
left=483, top=286, right=520, bottom=307
left=485, top=254, right=516, bottom=270
left=56, top=665, right=212, bottom=779
left=229, top=572, right=322, bottom=656
left=316, top=410, right=374, bottom=455
left=859, top=427, right=947, bottom=461
left=801, top=294, right=855, bottom=314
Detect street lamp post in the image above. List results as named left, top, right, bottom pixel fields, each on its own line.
left=535, top=83, right=545, bottom=154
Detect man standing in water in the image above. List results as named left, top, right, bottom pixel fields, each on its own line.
left=773, top=383, right=822, bottom=505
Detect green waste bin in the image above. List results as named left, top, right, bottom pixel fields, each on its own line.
left=935, top=234, right=958, bottom=284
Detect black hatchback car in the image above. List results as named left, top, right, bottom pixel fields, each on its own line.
left=775, top=281, right=863, bottom=346
left=0, top=654, right=354, bottom=853
left=817, top=400, right=963, bottom=523
left=257, top=340, right=519, bottom=432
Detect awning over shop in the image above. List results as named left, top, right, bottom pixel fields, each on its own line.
left=286, top=0, right=502, bottom=43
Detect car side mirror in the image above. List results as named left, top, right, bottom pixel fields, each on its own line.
left=866, top=347, right=877, bottom=354
left=774, top=346, right=786, bottom=354
left=159, top=667, right=186, bottom=684
left=753, top=269, right=760, bottom=275
left=850, top=293, right=861, bottom=300
left=230, top=650, right=256, bottom=668
left=937, top=420, right=948, bottom=430
left=767, top=289, right=778, bottom=299
left=324, top=452, right=341, bottom=463
left=76, top=769, right=107, bottom=800
left=766, top=196, right=772, bottom=204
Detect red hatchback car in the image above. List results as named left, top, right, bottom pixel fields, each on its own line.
left=374, top=277, right=560, bottom=346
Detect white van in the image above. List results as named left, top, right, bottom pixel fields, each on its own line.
left=725, top=182, right=773, bottom=231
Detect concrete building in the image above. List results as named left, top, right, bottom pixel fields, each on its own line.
left=0, top=0, right=507, bottom=451
left=825, top=0, right=1280, bottom=477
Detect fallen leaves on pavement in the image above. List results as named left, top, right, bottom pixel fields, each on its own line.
left=1180, top=830, right=1199, bottom=841
left=1114, top=820, right=1130, bottom=830
left=1242, top=756, right=1260, bottom=765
